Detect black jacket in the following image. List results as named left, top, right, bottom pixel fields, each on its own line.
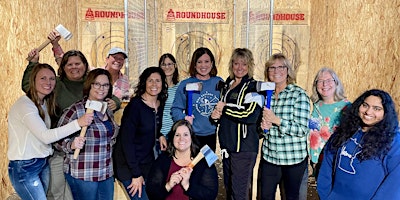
left=217, top=75, right=263, bottom=153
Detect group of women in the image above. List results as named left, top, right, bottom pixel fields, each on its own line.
left=7, top=30, right=400, bottom=200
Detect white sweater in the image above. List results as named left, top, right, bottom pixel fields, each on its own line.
left=8, top=95, right=81, bottom=160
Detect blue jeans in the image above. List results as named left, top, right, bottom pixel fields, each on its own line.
left=121, top=179, right=149, bottom=200
left=8, top=158, right=50, bottom=200
left=65, top=173, right=114, bottom=200
left=298, top=167, right=308, bottom=200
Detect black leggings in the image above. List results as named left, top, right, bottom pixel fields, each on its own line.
left=196, top=134, right=216, bottom=151
left=260, top=158, right=308, bottom=200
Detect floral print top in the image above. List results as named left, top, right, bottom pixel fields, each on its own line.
left=309, top=99, right=350, bottom=163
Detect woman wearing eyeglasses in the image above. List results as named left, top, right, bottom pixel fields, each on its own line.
left=309, top=68, right=350, bottom=179
left=260, top=53, right=311, bottom=200
left=57, top=68, right=119, bottom=200
left=158, top=53, right=180, bottom=146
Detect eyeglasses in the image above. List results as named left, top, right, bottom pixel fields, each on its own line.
left=92, top=82, right=110, bottom=89
left=316, top=79, right=335, bottom=85
left=161, top=63, right=175, bottom=68
left=268, top=66, right=287, bottom=72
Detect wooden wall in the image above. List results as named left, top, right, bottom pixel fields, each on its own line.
left=308, top=0, right=400, bottom=108
left=0, top=1, right=77, bottom=198
left=0, top=0, right=399, bottom=199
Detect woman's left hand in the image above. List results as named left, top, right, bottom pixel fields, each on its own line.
left=159, top=136, right=167, bottom=151
left=262, top=107, right=281, bottom=126
left=127, top=176, right=145, bottom=197
left=106, top=98, right=117, bottom=111
left=179, top=167, right=193, bottom=191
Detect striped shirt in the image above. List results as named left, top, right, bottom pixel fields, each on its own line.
left=262, top=84, right=310, bottom=165
left=161, top=84, right=179, bottom=136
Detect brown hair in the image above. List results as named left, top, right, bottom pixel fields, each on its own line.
left=27, top=63, right=57, bottom=120
left=188, top=47, right=218, bottom=77
left=158, top=53, right=179, bottom=84
left=58, top=50, right=89, bottom=80
left=166, top=120, right=200, bottom=158
left=83, top=68, right=113, bottom=99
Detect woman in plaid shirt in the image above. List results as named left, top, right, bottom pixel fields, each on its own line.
left=260, top=53, right=311, bottom=200
left=57, top=68, right=119, bottom=200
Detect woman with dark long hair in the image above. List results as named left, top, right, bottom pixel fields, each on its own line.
left=158, top=53, right=180, bottom=139
left=317, top=89, right=400, bottom=199
left=113, top=67, right=168, bottom=200
left=146, top=120, right=218, bottom=200
left=171, top=47, right=223, bottom=151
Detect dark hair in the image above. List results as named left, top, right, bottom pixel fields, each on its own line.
left=27, top=63, right=57, bottom=120
left=188, top=47, right=218, bottom=77
left=58, top=50, right=89, bottom=80
left=134, top=67, right=168, bottom=103
left=328, top=89, right=399, bottom=160
left=158, top=53, right=179, bottom=85
left=166, top=120, right=200, bottom=158
left=83, top=68, right=113, bottom=99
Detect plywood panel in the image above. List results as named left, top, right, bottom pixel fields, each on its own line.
left=1, top=0, right=399, bottom=199
left=0, top=1, right=79, bottom=198
left=309, top=0, right=400, bottom=113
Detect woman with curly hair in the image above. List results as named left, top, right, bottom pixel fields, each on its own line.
left=317, top=89, right=400, bottom=199
left=113, top=67, right=168, bottom=200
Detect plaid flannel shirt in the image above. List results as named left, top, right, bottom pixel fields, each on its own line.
left=58, top=98, right=119, bottom=181
left=262, top=84, right=310, bottom=165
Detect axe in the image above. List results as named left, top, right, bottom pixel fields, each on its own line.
left=216, top=80, right=228, bottom=100
left=185, top=82, right=202, bottom=116
left=73, top=100, right=107, bottom=159
left=26, top=24, right=72, bottom=60
left=256, top=81, right=276, bottom=133
left=187, top=145, right=218, bottom=168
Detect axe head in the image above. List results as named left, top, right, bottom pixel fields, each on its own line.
left=55, top=24, right=73, bottom=41
left=85, top=100, right=107, bottom=114
left=200, top=145, right=218, bottom=167
left=216, top=80, right=226, bottom=91
left=186, top=82, right=203, bottom=91
left=256, top=81, right=276, bottom=92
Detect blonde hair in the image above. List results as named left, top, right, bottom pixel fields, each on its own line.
left=264, top=53, right=296, bottom=84
left=228, top=48, right=255, bottom=79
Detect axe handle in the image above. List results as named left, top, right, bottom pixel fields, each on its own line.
left=263, top=90, right=274, bottom=133
left=187, top=152, right=204, bottom=169
left=73, top=108, right=94, bottom=159
left=26, top=39, right=52, bottom=61
left=187, top=91, right=193, bottom=116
